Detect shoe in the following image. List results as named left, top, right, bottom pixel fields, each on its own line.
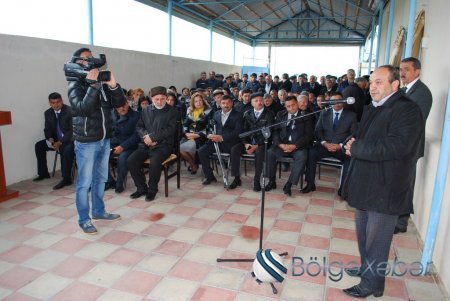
left=394, top=227, right=407, bottom=234
left=202, top=177, right=217, bottom=185
left=104, top=181, right=116, bottom=191
left=145, top=191, right=157, bottom=202
left=343, top=284, right=383, bottom=298
left=130, top=190, right=146, bottom=199
left=52, top=179, right=72, bottom=190
left=344, top=267, right=362, bottom=277
left=79, top=220, right=98, bottom=235
left=301, top=184, right=316, bottom=194
left=92, top=212, right=121, bottom=221
left=265, top=180, right=277, bottom=191
left=283, top=182, right=292, bottom=196
left=33, top=174, right=50, bottom=182
left=229, top=178, right=242, bottom=189
left=189, top=165, right=199, bottom=175
left=115, top=186, right=125, bottom=193
left=253, top=181, right=262, bottom=192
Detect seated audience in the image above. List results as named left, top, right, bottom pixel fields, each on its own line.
left=180, top=92, right=212, bottom=174
left=127, top=86, right=179, bottom=201
left=265, top=96, right=313, bottom=196
left=234, top=88, right=252, bottom=113
left=34, top=92, right=75, bottom=190
left=302, top=92, right=357, bottom=195
left=198, top=95, right=243, bottom=185
left=106, top=101, right=140, bottom=193
left=263, top=93, right=284, bottom=115
left=138, top=96, right=150, bottom=111
left=229, top=92, right=275, bottom=191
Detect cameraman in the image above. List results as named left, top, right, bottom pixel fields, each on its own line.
left=67, top=47, right=126, bottom=234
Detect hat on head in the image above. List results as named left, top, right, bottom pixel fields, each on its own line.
left=289, top=75, right=296, bottom=80
left=226, top=75, right=232, bottom=80
left=150, top=86, right=167, bottom=98
left=250, top=92, right=264, bottom=100
left=251, top=73, right=257, bottom=77
left=213, top=89, right=225, bottom=97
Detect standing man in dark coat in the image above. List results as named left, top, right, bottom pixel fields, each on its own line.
left=394, top=57, right=433, bottom=234
left=341, top=65, right=423, bottom=298
left=127, top=86, right=178, bottom=201
left=198, top=95, right=243, bottom=185
left=34, top=92, right=74, bottom=190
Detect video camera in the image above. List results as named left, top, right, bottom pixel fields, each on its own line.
left=63, top=54, right=111, bottom=83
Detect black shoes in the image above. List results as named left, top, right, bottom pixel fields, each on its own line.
left=301, top=183, right=316, bottom=194
left=343, top=284, right=383, bottom=298
left=253, top=181, right=262, bottom=192
left=283, top=182, right=292, bottom=196
left=145, top=191, right=157, bottom=202
left=229, top=178, right=242, bottom=189
left=33, top=174, right=50, bottom=182
left=344, top=267, right=362, bottom=277
left=53, top=179, right=72, bottom=190
left=264, top=180, right=277, bottom=191
left=105, top=181, right=116, bottom=191
left=130, top=190, right=146, bottom=199
left=394, top=227, right=407, bottom=234
left=202, top=177, right=217, bottom=185
left=115, top=186, right=125, bottom=194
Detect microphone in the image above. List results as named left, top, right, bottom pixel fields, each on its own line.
left=320, top=97, right=355, bottom=106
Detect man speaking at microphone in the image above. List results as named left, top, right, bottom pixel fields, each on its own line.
left=302, top=92, right=357, bottom=195
left=341, top=65, right=422, bottom=298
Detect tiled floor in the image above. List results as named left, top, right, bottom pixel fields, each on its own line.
left=0, top=166, right=448, bottom=301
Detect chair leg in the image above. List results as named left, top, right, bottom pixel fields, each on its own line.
left=164, top=166, right=169, bottom=197
left=318, top=164, right=322, bottom=179
left=278, top=162, right=281, bottom=179
left=177, top=162, right=181, bottom=189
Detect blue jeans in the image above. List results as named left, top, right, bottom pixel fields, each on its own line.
left=75, top=139, right=110, bottom=224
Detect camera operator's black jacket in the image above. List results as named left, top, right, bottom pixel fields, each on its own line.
left=68, top=81, right=126, bottom=142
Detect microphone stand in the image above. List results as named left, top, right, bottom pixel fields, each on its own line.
left=216, top=106, right=332, bottom=294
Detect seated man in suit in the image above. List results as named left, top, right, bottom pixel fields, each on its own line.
left=302, top=91, right=357, bottom=195
left=229, top=92, right=275, bottom=191
left=105, top=101, right=140, bottom=193
left=265, top=96, right=314, bottom=196
left=198, top=95, right=243, bottom=185
left=34, top=92, right=74, bottom=190
left=127, top=86, right=178, bottom=201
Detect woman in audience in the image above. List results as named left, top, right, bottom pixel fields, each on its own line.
left=180, top=92, right=212, bottom=174
left=179, top=87, right=190, bottom=105
left=138, top=96, right=150, bottom=111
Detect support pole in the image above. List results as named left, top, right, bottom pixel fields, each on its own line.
left=233, top=32, right=236, bottom=65
left=268, top=42, right=272, bottom=74
left=404, top=0, right=417, bottom=58
left=168, top=0, right=173, bottom=56
left=209, top=21, right=213, bottom=62
left=87, top=0, right=93, bottom=45
left=375, top=2, right=383, bottom=67
left=384, top=0, right=395, bottom=64
left=252, top=40, right=256, bottom=65
left=368, top=17, right=376, bottom=73
left=421, top=86, right=450, bottom=275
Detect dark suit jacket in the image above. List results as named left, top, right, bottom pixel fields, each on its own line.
left=279, top=80, right=292, bottom=92
left=309, top=83, right=321, bottom=96
left=343, top=83, right=366, bottom=122
left=44, top=104, right=73, bottom=143
left=212, top=109, right=244, bottom=149
left=315, top=109, right=357, bottom=144
left=273, top=110, right=313, bottom=150
left=242, top=108, right=275, bottom=146
left=406, top=79, right=433, bottom=158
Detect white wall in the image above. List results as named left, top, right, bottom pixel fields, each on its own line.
left=378, top=0, right=450, bottom=294
left=0, top=34, right=240, bottom=185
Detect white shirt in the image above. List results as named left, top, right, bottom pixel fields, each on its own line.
left=372, top=91, right=396, bottom=107
left=405, top=77, right=420, bottom=94
left=221, top=110, right=231, bottom=125
left=254, top=108, right=264, bottom=119
left=287, top=112, right=297, bottom=141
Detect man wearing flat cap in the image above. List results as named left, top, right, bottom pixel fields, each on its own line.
left=127, top=86, right=179, bottom=201
left=211, top=89, right=224, bottom=113
left=229, top=92, right=275, bottom=191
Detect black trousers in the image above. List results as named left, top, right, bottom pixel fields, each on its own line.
left=35, top=139, right=74, bottom=180
left=230, top=144, right=265, bottom=181
left=305, top=144, right=350, bottom=187
left=267, top=146, right=307, bottom=185
left=198, top=142, right=233, bottom=180
left=127, top=147, right=171, bottom=194
left=355, top=209, right=398, bottom=291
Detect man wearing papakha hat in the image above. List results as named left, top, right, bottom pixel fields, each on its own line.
left=228, top=92, right=275, bottom=191
left=127, top=86, right=179, bottom=202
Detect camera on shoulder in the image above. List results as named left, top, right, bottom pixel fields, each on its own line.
left=63, top=54, right=111, bottom=83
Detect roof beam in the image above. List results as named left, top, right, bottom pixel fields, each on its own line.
left=215, top=2, right=261, bottom=32
left=339, top=0, right=374, bottom=15
left=353, top=0, right=361, bottom=30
